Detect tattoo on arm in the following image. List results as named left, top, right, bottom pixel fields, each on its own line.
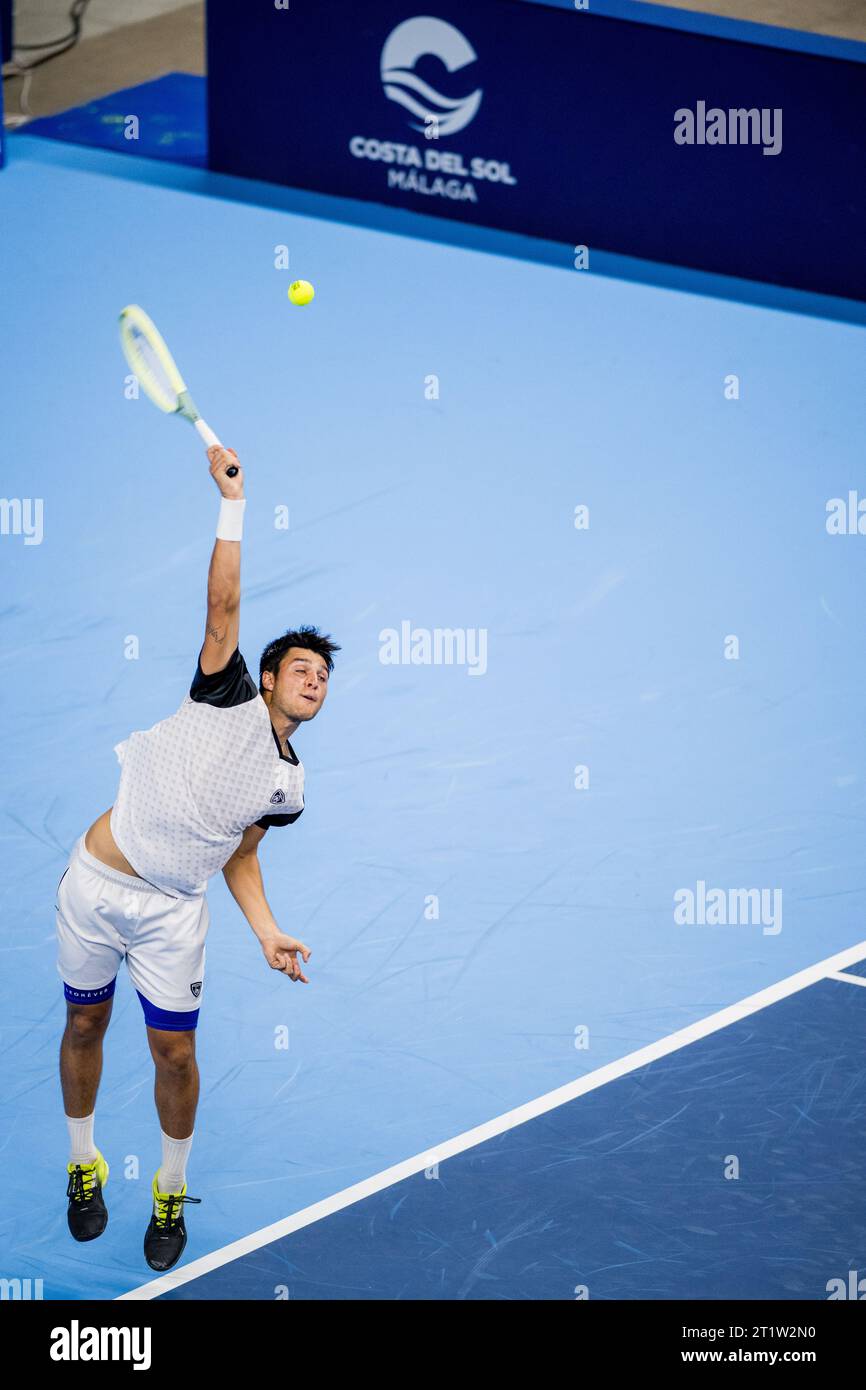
left=206, top=620, right=227, bottom=644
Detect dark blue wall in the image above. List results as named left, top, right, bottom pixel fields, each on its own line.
left=0, top=0, right=10, bottom=64
left=207, top=0, right=866, bottom=301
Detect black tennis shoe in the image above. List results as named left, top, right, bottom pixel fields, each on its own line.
left=66, top=1151, right=109, bottom=1242
left=144, top=1174, right=201, bottom=1272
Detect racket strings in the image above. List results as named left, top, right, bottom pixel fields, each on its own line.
left=121, top=317, right=180, bottom=413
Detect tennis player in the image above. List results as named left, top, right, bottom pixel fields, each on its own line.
left=55, top=446, right=339, bottom=1271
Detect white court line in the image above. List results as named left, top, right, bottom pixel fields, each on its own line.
left=118, top=936, right=866, bottom=1300
left=827, top=969, right=866, bottom=987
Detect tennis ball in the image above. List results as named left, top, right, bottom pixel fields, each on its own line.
left=288, top=280, right=315, bottom=307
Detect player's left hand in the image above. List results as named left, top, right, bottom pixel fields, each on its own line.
left=261, top=931, right=311, bottom=983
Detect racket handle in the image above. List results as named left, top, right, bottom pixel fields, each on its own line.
left=195, top=418, right=238, bottom=477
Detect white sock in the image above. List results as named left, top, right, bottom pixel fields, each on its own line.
left=67, top=1112, right=98, bottom=1166
left=157, top=1130, right=194, bottom=1193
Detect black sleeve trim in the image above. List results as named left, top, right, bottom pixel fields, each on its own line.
left=190, top=647, right=258, bottom=708
left=255, top=808, right=304, bottom=829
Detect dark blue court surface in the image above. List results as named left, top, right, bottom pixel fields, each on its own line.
left=23, top=74, right=205, bottom=166
left=157, top=976, right=866, bottom=1300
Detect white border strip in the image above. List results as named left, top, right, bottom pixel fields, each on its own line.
left=827, top=969, right=866, bottom=987
left=119, top=937, right=866, bottom=1300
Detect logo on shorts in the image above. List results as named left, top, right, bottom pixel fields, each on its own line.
left=190, top=982, right=202, bottom=999
left=270, top=789, right=286, bottom=804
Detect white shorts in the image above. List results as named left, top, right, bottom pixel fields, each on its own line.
left=55, top=833, right=210, bottom=1030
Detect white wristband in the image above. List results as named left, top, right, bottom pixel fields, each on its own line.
left=216, top=497, right=246, bottom=541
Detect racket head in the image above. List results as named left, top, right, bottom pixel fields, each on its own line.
left=118, top=305, right=193, bottom=417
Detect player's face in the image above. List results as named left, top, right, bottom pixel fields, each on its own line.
left=275, top=648, right=330, bottom=721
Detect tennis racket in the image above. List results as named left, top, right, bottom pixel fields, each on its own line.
left=118, top=305, right=238, bottom=477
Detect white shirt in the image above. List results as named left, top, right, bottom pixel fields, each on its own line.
left=110, top=648, right=304, bottom=898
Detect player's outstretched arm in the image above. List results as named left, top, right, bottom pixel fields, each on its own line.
left=223, top=826, right=312, bottom=984
left=200, top=445, right=245, bottom=677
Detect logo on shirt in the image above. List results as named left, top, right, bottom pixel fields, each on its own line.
left=270, top=789, right=286, bottom=804
left=190, top=982, right=202, bottom=999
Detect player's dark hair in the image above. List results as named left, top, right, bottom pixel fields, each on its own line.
left=259, top=626, right=340, bottom=693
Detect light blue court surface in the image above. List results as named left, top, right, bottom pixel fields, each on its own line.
left=1, top=136, right=865, bottom=1301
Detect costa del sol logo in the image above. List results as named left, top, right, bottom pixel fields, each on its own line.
left=351, top=17, right=515, bottom=203
left=380, top=16, right=483, bottom=137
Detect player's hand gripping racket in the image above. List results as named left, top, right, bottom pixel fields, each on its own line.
left=118, top=305, right=238, bottom=476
